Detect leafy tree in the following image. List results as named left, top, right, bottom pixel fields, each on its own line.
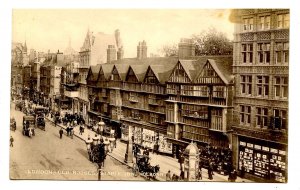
left=192, top=27, right=233, bottom=56
left=159, top=27, right=233, bottom=57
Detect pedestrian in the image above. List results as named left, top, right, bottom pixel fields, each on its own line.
left=232, top=169, right=237, bottom=182
left=79, top=125, right=83, bottom=135
left=166, top=170, right=171, bottom=181
left=172, top=174, right=178, bottom=181
left=59, top=128, right=63, bottom=139
left=197, top=168, right=202, bottom=180
left=70, top=127, right=74, bottom=139
left=180, top=170, right=184, bottom=181
left=86, top=136, right=92, bottom=160
left=10, top=136, right=14, bottom=147
left=114, top=138, right=117, bottom=148
left=208, top=162, right=213, bottom=180
left=240, top=163, right=245, bottom=178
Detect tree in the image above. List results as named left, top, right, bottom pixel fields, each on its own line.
left=192, top=27, right=233, bottom=56
left=159, top=43, right=178, bottom=57
left=159, top=27, right=233, bottom=57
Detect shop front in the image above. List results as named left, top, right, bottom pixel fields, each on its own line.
left=121, top=121, right=172, bottom=155
left=238, top=136, right=287, bottom=182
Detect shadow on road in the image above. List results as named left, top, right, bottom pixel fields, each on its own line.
left=76, top=148, right=88, bottom=160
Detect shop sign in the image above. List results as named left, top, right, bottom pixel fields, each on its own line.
left=279, top=150, right=286, bottom=155
left=254, top=145, right=261, bottom=150
left=270, top=148, right=278, bottom=154
left=262, top=146, right=269, bottom=152
left=246, top=143, right=253, bottom=148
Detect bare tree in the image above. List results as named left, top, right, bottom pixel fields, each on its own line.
left=158, top=43, right=178, bottom=57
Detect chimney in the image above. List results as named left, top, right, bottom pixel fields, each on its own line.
left=178, top=38, right=195, bottom=59
left=107, top=45, right=117, bottom=63
left=117, top=46, right=124, bottom=60
left=137, top=40, right=147, bottom=59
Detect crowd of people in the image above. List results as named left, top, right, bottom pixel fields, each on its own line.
left=199, top=146, right=233, bottom=176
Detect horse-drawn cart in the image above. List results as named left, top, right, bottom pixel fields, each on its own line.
left=22, top=115, right=35, bottom=137
left=132, top=154, right=160, bottom=179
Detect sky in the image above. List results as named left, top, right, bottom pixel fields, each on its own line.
left=12, top=9, right=234, bottom=58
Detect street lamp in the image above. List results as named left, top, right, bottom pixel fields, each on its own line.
left=98, top=119, right=105, bottom=136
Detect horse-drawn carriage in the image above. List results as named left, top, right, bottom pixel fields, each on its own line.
left=132, top=154, right=160, bottom=179
left=10, top=117, right=16, bottom=131
left=22, top=115, right=35, bottom=137
left=36, top=116, right=45, bottom=130
left=87, top=140, right=106, bottom=164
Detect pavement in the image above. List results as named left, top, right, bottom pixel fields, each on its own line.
left=10, top=102, right=146, bottom=181
left=44, top=112, right=252, bottom=182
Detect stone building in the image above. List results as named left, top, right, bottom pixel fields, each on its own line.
left=231, top=9, right=289, bottom=182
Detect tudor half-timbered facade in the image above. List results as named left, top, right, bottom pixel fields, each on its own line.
left=165, top=56, right=233, bottom=158
left=119, top=61, right=175, bottom=154
left=231, top=9, right=289, bottom=182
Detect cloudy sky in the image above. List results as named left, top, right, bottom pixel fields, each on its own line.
left=12, top=9, right=234, bottom=58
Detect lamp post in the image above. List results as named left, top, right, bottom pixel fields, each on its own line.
left=124, top=125, right=133, bottom=164
left=98, top=119, right=105, bottom=136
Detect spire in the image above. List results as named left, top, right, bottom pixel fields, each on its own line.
left=23, top=40, right=27, bottom=53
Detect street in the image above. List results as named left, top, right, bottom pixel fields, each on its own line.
left=9, top=102, right=145, bottom=181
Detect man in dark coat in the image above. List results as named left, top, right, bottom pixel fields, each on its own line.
left=10, top=136, right=14, bottom=147
left=59, top=128, right=63, bottom=139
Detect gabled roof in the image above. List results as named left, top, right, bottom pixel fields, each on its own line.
left=87, top=64, right=101, bottom=81
left=193, top=56, right=233, bottom=84
left=207, top=57, right=233, bottom=84
left=148, top=64, right=175, bottom=84
left=109, top=57, right=178, bottom=82
left=114, top=64, right=130, bottom=81
left=129, top=64, right=149, bottom=82
left=100, top=64, right=114, bottom=80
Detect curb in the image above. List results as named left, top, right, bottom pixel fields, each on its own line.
left=45, top=117, right=159, bottom=181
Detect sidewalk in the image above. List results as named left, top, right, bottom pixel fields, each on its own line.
left=45, top=115, right=252, bottom=182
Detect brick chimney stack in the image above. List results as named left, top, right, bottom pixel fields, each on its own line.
left=107, top=45, right=117, bottom=63
left=137, top=40, right=147, bottom=59
left=178, top=38, right=195, bottom=59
